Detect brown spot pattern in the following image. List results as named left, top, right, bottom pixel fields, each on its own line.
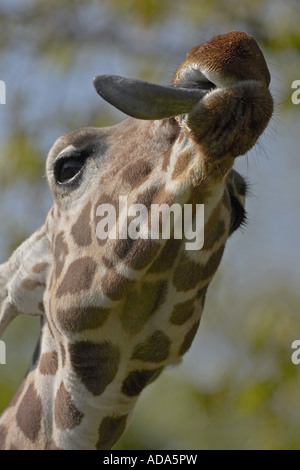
left=169, top=298, right=196, bottom=325
left=16, top=382, right=42, bottom=442
left=71, top=201, right=92, bottom=246
left=57, top=305, right=110, bottom=333
left=179, top=320, right=200, bottom=356
left=121, top=281, right=168, bottom=335
left=121, top=368, right=163, bottom=397
left=117, top=239, right=160, bottom=271
left=54, top=231, right=69, bottom=278
left=32, top=262, right=49, bottom=273
left=96, top=415, right=128, bottom=450
left=54, top=382, right=83, bottom=431
left=137, top=185, right=160, bottom=211
left=201, top=246, right=225, bottom=279
left=103, top=256, right=114, bottom=270
left=101, top=269, right=135, bottom=301
left=173, top=254, right=203, bottom=292
left=173, top=246, right=224, bottom=291
left=69, top=341, right=120, bottom=396
left=203, top=215, right=226, bottom=251
left=122, top=158, right=152, bottom=187
left=114, top=237, right=134, bottom=260
left=21, top=279, right=44, bottom=291
left=131, top=330, right=170, bottom=363
left=39, top=351, right=58, bottom=375
left=56, top=257, right=97, bottom=298
left=147, top=238, right=181, bottom=273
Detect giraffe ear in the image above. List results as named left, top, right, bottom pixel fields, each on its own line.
left=0, top=226, right=51, bottom=338
left=93, top=75, right=211, bottom=120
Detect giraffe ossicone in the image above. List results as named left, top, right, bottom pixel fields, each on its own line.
left=0, top=31, right=273, bottom=450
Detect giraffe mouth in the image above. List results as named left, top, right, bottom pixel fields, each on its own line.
left=171, top=79, right=216, bottom=93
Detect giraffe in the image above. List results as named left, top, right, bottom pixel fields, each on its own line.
left=0, top=31, right=273, bottom=450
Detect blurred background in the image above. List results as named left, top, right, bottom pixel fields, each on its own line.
left=0, top=0, right=299, bottom=450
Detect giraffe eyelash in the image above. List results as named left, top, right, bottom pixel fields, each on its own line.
left=229, top=194, right=247, bottom=235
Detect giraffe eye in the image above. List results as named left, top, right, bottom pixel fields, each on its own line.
left=54, top=155, right=87, bottom=184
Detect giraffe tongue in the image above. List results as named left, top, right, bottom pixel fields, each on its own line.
left=93, top=75, right=214, bottom=120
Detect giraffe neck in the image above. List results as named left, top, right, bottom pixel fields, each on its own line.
left=0, top=164, right=230, bottom=450
left=0, top=318, right=141, bottom=450
left=0, top=117, right=232, bottom=450
left=0, top=195, right=227, bottom=450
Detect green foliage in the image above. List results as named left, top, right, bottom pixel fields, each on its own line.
left=0, top=132, right=44, bottom=187
left=105, top=0, right=173, bottom=25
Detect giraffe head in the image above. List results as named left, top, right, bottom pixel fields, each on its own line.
left=0, top=31, right=273, bottom=449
